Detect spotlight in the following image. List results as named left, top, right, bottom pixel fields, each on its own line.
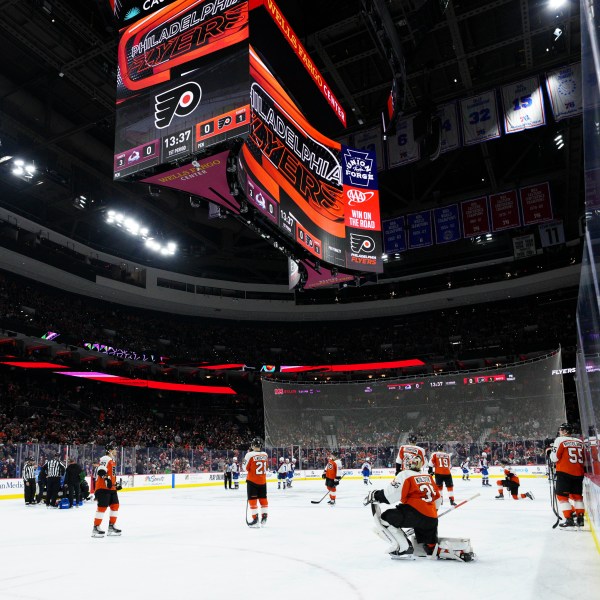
left=548, top=0, right=566, bottom=9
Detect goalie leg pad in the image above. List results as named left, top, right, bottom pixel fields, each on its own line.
left=436, top=537, right=475, bottom=562
left=372, top=504, right=412, bottom=555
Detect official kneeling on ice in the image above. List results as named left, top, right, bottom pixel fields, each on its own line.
left=364, top=454, right=474, bottom=561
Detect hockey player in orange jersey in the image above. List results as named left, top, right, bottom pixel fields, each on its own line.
left=495, top=466, right=534, bottom=501
left=322, top=449, right=342, bottom=506
left=395, top=443, right=427, bottom=475
left=550, top=422, right=586, bottom=529
left=92, top=443, right=122, bottom=538
left=364, top=454, right=474, bottom=561
left=243, top=437, right=269, bottom=527
left=429, top=444, right=456, bottom=506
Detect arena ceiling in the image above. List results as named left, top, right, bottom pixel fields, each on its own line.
left=0, top=0, right=583, bottom=285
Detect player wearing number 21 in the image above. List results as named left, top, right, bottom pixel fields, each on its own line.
left=550, top=423, right=586, bottom=529
left=243, top=438, right=269, bottom=528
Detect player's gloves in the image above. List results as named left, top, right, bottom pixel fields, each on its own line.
left=363, top=490, right=378, bottom=506
left=105, top=478, right=113, bottom=489
left=116, top=481, right=122, bottom=491
left=428, top=466, right=434, bottom=475
left=334, top=478, right=341, bottom=486
left=321, top=473, right=326, bottom=479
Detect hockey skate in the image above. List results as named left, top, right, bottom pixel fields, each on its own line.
left=559, top=517, right=576, bottom=530
left=389, top=543, right=415, bottom=560
left=450, top=499, right=457, bottom=506
left=107, top=524, right=122, bottom=536
left=525, top=492, right=534, bottom=500
left=92, top=525, right=105, bottom=538
left=261, top=514, right=268, bottom=526
left=434, top=538, right=475, bottom=562
left=576, top=514, right=585, bottom=528
left=495, top=494, right=504, bottom=499
left=327, top=499, right=336, bottom=506
left=247, top=516, right=260, bottom=528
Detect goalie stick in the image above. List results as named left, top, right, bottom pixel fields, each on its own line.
left=404, top=492, right=481, bottom=536
left=310, top=474, right=346, bottom=504
left=546, top=456, right=562, bottom=529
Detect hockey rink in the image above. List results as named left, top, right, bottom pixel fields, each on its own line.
left=1, top=476, right=598, bottom=600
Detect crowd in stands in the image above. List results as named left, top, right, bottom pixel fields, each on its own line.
left=0, top=269, right=577, bottom=367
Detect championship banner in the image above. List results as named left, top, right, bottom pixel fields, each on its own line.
left=501, top=76, right=545, bottom=134
left=546, top=63, right=583, bottom=122
left=407, top=210, right=432, bottom=249
left=461, top=197, right=490, bottom=238
left=460, top=91, right=501, bottom=145
left=513, top=234, right=536, bottom=259
left=343, top=145, right=383, bottom=273
left=388, top=116, right=420, bottom=167
left=489, top=190, right=521, bottom=231
left=437, top=102, right=461, bottom=154
left=434, top=205, right=461, bottom=244
left=383, top=217, right=406, bottom=254
left=519, top=182, right=553, bottom=225
left=353, top=127, right=385, bottom=172
left=539, top=220, right=565, bottom=248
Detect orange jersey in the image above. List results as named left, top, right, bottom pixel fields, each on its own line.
left=243, top=451, right=269, bottom=485
left=503, top=469, right=520, bottom=485
left=397, top=445, right=426, bottom=467
left=551, top=436, right=585, bottom=477
left=386, top=470, right=440, bottom=518
left=324, top=458, right=341, bottom=479
left=95, top=455, right=116, bottom=491
left=430, top=452, right=452, bottom=475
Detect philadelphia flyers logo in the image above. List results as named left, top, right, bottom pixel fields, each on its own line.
left=350, top=233, right=375, bottom=254
left=155, top=82, right=202, bottom=129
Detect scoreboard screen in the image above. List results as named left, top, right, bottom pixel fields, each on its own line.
left=113, top=0, right=251, bottom=180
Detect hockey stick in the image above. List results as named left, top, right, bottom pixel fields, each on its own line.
left=310, top=474, right=346, bottom=504
left=404, top=492, right=481, bottom=536
left=245, top=499, right=255, bottom=526
left=547, top=456, right=561, bottom=529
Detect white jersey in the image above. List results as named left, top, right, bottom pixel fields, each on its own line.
left=361, top=462, right=372, bottom=474
left=277, top=463, right=288, bottom=475
left=460, top=459, right=470, bottom=469
left=230, top=462, right=239, bottom=474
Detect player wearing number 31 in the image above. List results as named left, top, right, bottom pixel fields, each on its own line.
left=550, top=423, right=586, bottom=529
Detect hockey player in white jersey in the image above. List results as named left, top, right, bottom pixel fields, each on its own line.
left=460, top=458, right=470, bottom=480
left=231, top=456, right=240, bottom=489
left=286, top=458, right=294, bottom=488
left=277, top=457, right=288, bottom=490
left=361, top=457, right=372, bottom=485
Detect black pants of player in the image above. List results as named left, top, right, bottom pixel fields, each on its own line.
left=555, top=472, right=583, bottom=496
left=246, top=480, right=267, bottom=500
left=46, top=477, right=61, bottom=506
left=435, top=474, right=454, bottom=490
left=381, top=504, right=438, bottom=545
left=24, top=478, right=36, bottom=504
left=67, top=482, right=82, bottom=506
left=224, top=472, right=232, bottom=489
left=95, top=488, right=119, bottom=508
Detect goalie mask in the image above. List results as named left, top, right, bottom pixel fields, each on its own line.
left=404, top=454, right=424, bottom=472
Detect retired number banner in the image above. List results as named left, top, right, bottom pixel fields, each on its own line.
left=388, top=116, right=420, bottom=167
left=460, top=91, right=501, bottom=145
left=501, top=76, right=545, bottom=134
left=438, top=101, right=461, bottom=154
left=546, top=63, right=583, bottom=122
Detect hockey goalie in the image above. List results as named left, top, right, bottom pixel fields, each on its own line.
left=364, top=454, right=474, bottom=561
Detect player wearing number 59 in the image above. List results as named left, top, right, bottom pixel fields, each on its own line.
left=550, top=423, right=586, bottom=529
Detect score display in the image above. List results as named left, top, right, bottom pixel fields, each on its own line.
left=113, top=0, right=251, bottom=180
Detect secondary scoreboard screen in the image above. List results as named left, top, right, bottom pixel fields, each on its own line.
left=113, top=0, right=251, bottom=180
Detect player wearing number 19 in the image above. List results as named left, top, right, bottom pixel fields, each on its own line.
left=550, top=423, right=586, bottom=529
left=429, top=445, right=457, bottom=506
left=243, top=438, right=269, bottom=527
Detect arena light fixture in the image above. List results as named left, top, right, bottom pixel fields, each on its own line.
left=548, top=0, right=566, bottom=9
left=106, top=209, right=177, bottom=255
left=11, top=158, right=36, bottom=180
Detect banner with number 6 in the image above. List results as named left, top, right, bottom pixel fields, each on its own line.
left=437, top=101, right=461, bottom=154
left=501, top=76, right=545, bottom=134
left=388, top=116, right=420, bottom=167
left=460, top=91, right=501, bottom=146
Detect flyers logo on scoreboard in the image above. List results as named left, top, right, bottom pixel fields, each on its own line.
left=155, top=81, right=202, bottom=129
left=350, top=232, right=375, bottom=254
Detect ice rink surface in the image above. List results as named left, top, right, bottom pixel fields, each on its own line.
left=1, top=476, right=599, bottom=600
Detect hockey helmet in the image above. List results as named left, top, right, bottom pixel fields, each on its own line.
left=105, top=443, right=116, bottom=455
left=329, top=449, right=339, bottom=458
left=404, top=454, right=424, bottom=471
left=559, top=422, right=573, bottom=434
left=292, top=458, right=296, bottom=463
left=285, top=458, right=290, bottom=463
left=437, top=444, right=444, bottom=451
left=250, top=437, right=262, bottom=450
left=232, top=457, right=237, bottom=462
left=279, top=456, right=285, bottom=462
left=481, top=452, right=487, bottom=458
left=365, top=457, right=370, bottom=461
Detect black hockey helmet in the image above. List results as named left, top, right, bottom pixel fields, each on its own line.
left=437, top=444, right=444, bottom=451
left=105, top=442, right=117, bottom=454
left=250, top=437, right=262, bottom=450
left=558, top=423, right=573, bottom=434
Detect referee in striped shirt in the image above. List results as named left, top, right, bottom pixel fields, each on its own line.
left=22, top=457, right=36, bottom=505
left=45, top=454, right=66, bottom=507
